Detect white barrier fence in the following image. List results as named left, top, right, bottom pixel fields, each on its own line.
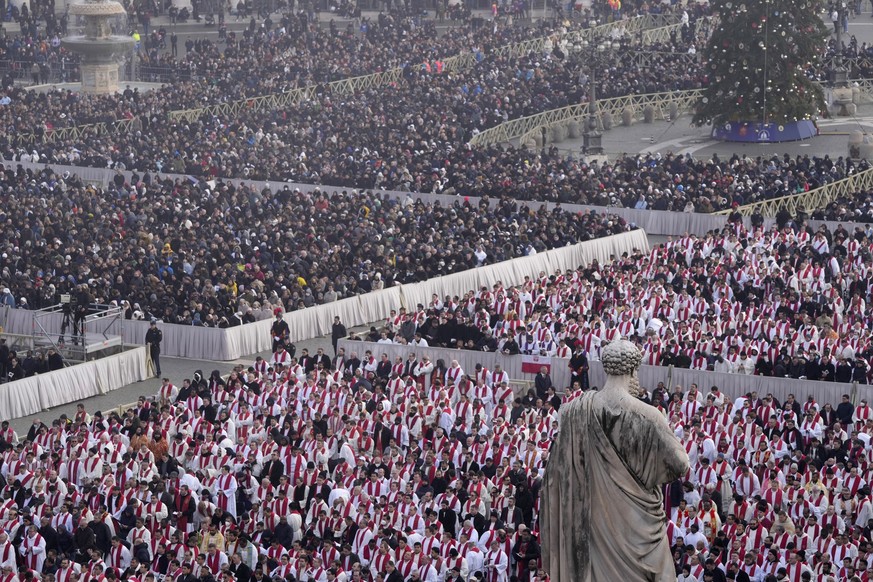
left=0, top=346, right=148, bottom=421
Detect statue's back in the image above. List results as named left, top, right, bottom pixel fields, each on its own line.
left=542, top=340, right=689, bottom=582
left=542, top=391, right=688, bottom=582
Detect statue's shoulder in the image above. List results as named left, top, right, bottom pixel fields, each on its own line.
left=621, top=396, right=670, bottom=426
left=561, top=391, right=595, bottom=416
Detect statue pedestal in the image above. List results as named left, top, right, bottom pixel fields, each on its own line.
left=80, top=62, right=121, bottom=94
left=832, top=87, right=856, bottom=117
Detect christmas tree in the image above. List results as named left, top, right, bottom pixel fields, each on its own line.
left=692, top=0, right=829, bottom=127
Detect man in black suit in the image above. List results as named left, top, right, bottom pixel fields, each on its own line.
left=438, top=500, right=458, bottom=535
left=458, top=452, right=480, bottom=476
left=315, top=348, right=332, bottom=370
left=228, top=552, right=252, bottom=582
left=500, top=497, right=524, bottom=529
left=300, top=349, right=315, bottom=374
left=306, top=472, right=333, bottom=506
left=384, top=560, right=405, bottom=582
left=534, top=367, right=552, bottom=400
left=260, top=451, right=284, bottom=487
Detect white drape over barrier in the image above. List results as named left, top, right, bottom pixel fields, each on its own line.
left=337, top=341, right=871, bottom=409
left=632, top=364, right=860, bottom=405
left=0, top=347, right=148, bottom=421
left=398, top=229, right=650, bottom=312
left=1, top=231, right=648, bottom=361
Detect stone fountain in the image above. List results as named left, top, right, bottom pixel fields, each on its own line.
left=61, top=0, right=135, bottom=94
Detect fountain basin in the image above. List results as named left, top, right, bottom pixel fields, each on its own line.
left=62, top=0, right=135, bottom=94
left=61, top=36, right=135, bottom=61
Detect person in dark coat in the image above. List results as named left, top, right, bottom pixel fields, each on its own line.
left=228, top=553, right=253, bottom=582
left=6, top=357, right=23, bottom=381
left=88, top=510, right=113, bottom=554
left=514, top=483, right=535, bottom=527
left=569, top=345, right=589, bottom=390
left=438, top=500, right=458, bottom=535
left=836, top=357, right=854, bottom=383
left=145, top=320, right=163, bottom=377
left=534, top=367, right=552, bottom=400
left=260, top=451, right=284, bottom=487
left=853, top=358, right=870, bottom=384
left=38, top=515, right=61, bottom=553
left=511, top=529, right=541, bottom=578
left=384, top=562, right=405, bottom=582
left=73, top=520, right=98, bottom=558
left=272, top=516, right=294, bottom=548
left=331, top=316, right=347, bottom=355
left=270, top=311, right=290, bottom=353
left=837, top=394, right=855, bottom=427
left=314, top=348, right=332, bottom=370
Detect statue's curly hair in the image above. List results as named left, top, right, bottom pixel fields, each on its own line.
left=601, top=339, right=642, bottom=376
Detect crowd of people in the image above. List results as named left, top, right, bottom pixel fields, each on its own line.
left=3, top=10, right=715, bottom=192
left=810, top=188, right=873, bottom=224
left=11, top=76, right=863, bottom=213
left=0, top=0, right=859, bottom=218
left=0, top=150, right=867, bottom=333
left=2, top=2, right=856, bottom=216
left=0, top=0, right=850, bottom=218
left=356, top=220, right=873, bottom=388
left=4, top=327, right=873, bottom=582
left=0, top=11, right=534, bottom=131
left=4, top=0, right=873, bottom=580
left=0, top=162, right=632, bottom=321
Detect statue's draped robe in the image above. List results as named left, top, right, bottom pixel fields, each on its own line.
left=542, top=387, right=687, bottom=582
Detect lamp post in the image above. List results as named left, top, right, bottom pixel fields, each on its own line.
left=831, top=0, right=848, bottom=87
left=580, top=36, right=609, bottom=155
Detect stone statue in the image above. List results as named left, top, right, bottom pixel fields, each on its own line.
left=541, top=339, right=689, bottom=582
